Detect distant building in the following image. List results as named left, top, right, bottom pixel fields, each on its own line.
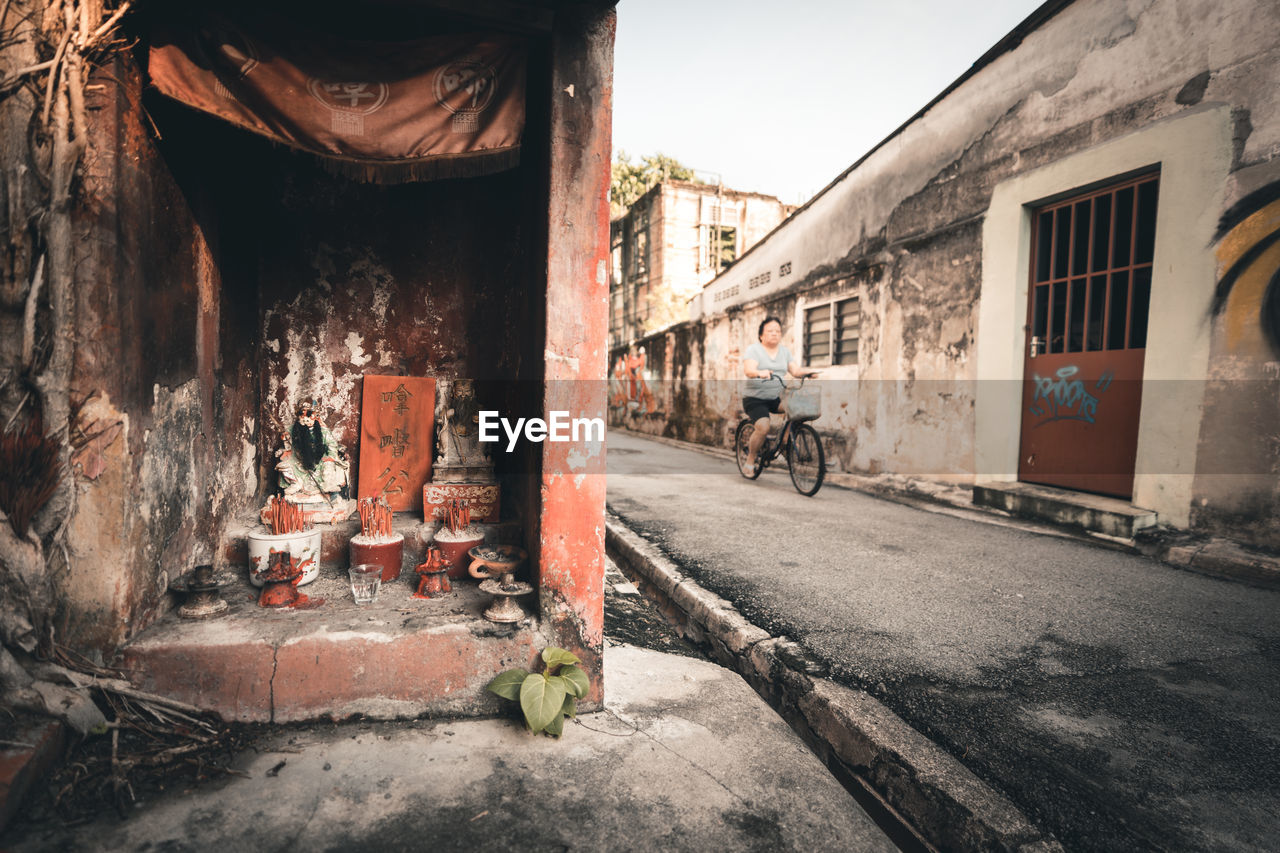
left=609, top=181, right=792, bottom=348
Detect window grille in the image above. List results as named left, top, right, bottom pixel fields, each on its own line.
left=1029, top=173, right=1158, bottom=354
left=834, top=297, right=859, bottom=365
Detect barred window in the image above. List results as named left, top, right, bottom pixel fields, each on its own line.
left=1029, top=172, right=1157, bottom=354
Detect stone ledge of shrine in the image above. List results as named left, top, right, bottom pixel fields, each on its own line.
left=118, top=511, right=541, bottom=724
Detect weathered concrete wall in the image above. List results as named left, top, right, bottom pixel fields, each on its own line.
left=1192, top=181, right=1280, bottom=544
left=622, top=0, right=1280, bottom=545
left=611, top=181, right=790, bottom=344
left=143, top=81, right=548, bottom=514
left=252, top=162, right=537, bottom=493
left=539, top=4, right=614, bottom=702
left=60, top=56, right=230, bottom=654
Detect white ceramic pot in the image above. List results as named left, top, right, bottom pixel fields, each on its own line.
left=246, top=529, right=322, bottom=587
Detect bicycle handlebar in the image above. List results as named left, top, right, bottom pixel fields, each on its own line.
left=763, top=370, right=819, bottom=391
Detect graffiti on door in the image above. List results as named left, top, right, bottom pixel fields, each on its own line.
left=1028, top=366, right=1115, bottom=426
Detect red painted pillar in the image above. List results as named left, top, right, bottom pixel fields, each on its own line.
left=540, top=4, right=615, bottom=704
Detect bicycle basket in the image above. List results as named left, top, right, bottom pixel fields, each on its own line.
left=782, top=385, right=821, bottom=422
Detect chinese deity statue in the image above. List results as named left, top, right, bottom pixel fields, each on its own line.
left=425, top=378, right=499, bottom=524
left=433, top=378, right=493, bottom=479
left=265, top=399, right=355, bottom=524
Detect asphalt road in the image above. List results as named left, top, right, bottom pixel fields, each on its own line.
left=607, top=429, right=1280, bottom=852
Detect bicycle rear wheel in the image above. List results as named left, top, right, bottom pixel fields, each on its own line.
left=735, top=419, right=763, bottom=480
left=788, top=423, right=825, bottom=496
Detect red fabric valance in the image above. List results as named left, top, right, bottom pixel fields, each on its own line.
left=149, top=18, right=527, bottom=182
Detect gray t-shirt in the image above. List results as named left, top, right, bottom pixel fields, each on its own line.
left=744, top=342, right=791, bottom=399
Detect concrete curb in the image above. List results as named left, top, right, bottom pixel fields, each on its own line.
left=606, top=516, right=1063, bottom=853
left=1147, top=537, right=1280, bottom=588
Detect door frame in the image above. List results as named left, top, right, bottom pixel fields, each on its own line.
left=975, top=106, right=1232, bottom=526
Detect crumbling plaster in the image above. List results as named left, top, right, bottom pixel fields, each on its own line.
left=56, top=56, right=236, bottom=655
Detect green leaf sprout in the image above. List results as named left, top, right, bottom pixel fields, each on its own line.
left=486, top=648, right=588, bottom=737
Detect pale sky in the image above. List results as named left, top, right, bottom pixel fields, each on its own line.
left=613, top=0, right=1049, bottom=205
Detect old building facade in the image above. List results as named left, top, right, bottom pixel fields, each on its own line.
left=613, top=0, right=1280, bottom=548
left=609, top=180, right=791, bottom=348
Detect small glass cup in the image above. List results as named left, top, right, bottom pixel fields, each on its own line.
left=349, top=563, right=382, bottom=605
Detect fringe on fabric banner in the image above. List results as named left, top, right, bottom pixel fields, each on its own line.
left=148, top=17, right=526, bottom=183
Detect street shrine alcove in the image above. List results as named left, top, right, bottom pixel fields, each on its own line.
left=87, top=2, right=612, bottom=721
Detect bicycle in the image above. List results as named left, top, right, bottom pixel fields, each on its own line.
left=734, top=372, right=825, bottom=496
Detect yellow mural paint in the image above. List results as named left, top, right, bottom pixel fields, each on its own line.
left=1215, top=199, right=1280, bottom=352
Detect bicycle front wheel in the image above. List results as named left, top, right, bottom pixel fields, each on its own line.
left=788, top=423, right=825, bottom=496
left=735, top=419, right=763, bottom=480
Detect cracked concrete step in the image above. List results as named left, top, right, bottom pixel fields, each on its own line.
left=972, top=482, right=1156, bottom=539
left=8, top=645, right=897, bottom=852
left=117, top=572, right=543, bottom=723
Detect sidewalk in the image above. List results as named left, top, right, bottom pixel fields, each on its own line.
left=3, top=647, right=895, bottom=851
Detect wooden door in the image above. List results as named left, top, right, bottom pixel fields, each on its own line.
left=1019, top=173, right=1159, bottom=499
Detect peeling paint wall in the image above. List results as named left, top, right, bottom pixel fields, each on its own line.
left=539, top=5, right=615, bottom=701
left=143, top=79, right=549, bottom=521
left=64, top=56, right=226, bottom=654
left=610, top=181, right=791, bottom=346
left=251, top=163, right=537, bottom=494
left=620, top=0, right=1280, bottom=546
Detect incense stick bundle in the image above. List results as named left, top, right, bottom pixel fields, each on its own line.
left=444, top=498, right=471, bottom=533
left=267, top=495, right=307, bottom=535
left=358, top=496, right=394, bottom=538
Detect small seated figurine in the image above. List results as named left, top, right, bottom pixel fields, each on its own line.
left=277, top=399, right=350, bottom=504
left=434, top=378, right=491, bottom=472
left=263, top=399, right=355, bottom=525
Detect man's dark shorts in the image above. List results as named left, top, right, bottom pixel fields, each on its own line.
left=743, top=396, right=783, bottom=422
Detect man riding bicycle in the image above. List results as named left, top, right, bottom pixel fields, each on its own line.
left=741, top=316, right=818, bottom=475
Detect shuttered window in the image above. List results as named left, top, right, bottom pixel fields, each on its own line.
left=805, top=306, right=830, bottom=364
left=804, top=297, right=859, bottom=366
left=834, top=297, right=859, bottom=365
